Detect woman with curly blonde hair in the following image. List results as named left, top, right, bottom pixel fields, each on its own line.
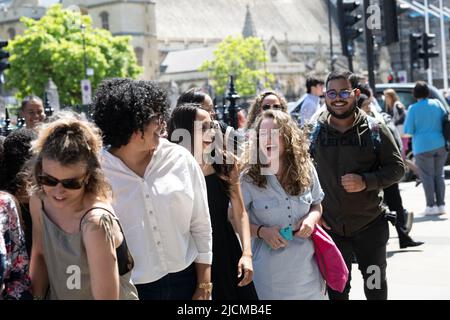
left=28, top=118, right=138, bottom=300
left=240, top=110, right=327, bottom=300
left=245, top=91, right=288, bottom=130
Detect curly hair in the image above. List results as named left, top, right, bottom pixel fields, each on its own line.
left=245, top=90, right=288, bottom=130
left=92, top=78, right=170, bottom=148
left=243, top=110, right=312, bottom=196
left=0, top=129, right=37, bottom=202
left=29, top=118, right=111, bottom=201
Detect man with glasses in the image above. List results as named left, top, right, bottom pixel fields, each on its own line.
left=311, top=71, right=405, bottom=300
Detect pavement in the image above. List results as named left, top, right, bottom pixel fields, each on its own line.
left=349, top=178, right=450, bottom=300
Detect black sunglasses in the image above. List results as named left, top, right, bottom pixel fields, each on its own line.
left=261, top=104, right=283, bottom=111
left=326, top=89, right=357, bottom=100
left=38, top=174, right=87, bottom=190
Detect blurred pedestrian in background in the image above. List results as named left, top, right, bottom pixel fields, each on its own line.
left=245, top=91, right=288, bottom=130
left=20, top=96, right=45, bottom=130
left=404, top=81, right=448, bottom=216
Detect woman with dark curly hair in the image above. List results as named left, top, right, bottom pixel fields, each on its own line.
left=245, top=91, right=288, bottom=130
left=93, top=79, right=212, bottom=300
left=28, top=118, right=138, bottom=300
left=240, top=110, right=326, bottom=300
left=0, top=128, right=37, bottom=256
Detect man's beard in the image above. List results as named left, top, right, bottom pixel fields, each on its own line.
left=326, top=101, right=357, bottom=119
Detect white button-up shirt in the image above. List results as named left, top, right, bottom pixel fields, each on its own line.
left=101, top=138, right=212, bottom=285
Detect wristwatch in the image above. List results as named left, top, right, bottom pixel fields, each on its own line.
left=198, top=282, right=213, bottom=294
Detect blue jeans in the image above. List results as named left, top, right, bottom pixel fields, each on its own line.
left=135, top=263, right=196, bottom=300
left=415, top=147, right=448, bottom=207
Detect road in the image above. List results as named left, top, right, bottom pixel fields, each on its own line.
left=349, top=176, right=450, bottom=300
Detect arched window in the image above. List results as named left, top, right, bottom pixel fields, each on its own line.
left=134, top=47, right=144, bottom=66
left=270, top=46, right=278, bottom=62
left=7, top=28, right=16, bottom=39
left=100, top=11, right=109, bottom=30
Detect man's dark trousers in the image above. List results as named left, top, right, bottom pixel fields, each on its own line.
left=326, top=215, right=390, bottom=300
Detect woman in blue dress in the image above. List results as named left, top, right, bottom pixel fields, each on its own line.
left=241, top=109, right=327, bottom=300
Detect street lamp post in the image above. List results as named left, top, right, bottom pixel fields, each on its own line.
left=225, top=75, right=240, bottom=130
left=328, top=0, right=335, bottom=72
left=81, top=24, right=88, bottom=78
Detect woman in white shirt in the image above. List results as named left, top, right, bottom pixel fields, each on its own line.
left=92, top=79, right=213, bottom=300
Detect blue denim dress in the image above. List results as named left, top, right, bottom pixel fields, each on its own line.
left=241, top=166, right=327, bottom=300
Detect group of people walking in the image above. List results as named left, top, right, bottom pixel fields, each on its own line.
left=0, top=70, right=448, bottom=300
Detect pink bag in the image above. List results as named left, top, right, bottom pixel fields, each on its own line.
left=311, top=224, right=349, bottom=293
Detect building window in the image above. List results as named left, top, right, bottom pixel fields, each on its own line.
left=270, top=46, right=278, bottom=62
left=100, top=12, right=109, bottom=30
left=134, top=47, right=144, bottom=66
left=7, top=28, right=16, bottom=39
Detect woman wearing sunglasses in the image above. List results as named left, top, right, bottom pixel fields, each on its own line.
left=28, top=118, right=138, bottom=300
left=245, top=91, right=288, bottom=130
left=167, top=103, right=258, bottom=300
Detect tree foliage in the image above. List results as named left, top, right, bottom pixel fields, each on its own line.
left=200, top=36, right=274, bottom=96
left=5, top=4, right=142, bottom=105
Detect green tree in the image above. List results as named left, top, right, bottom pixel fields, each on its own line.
left=5, top=4, right=142, bottom=105
left=200, top=36, right=274, bottom=96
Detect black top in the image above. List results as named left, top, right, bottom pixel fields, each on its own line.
left=205, top=173, right=258, bottom=300
left=80, top=207, right=134, bottom=276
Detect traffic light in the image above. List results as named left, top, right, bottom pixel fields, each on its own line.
left=387, top=74, right=394, bottom=83
left=422, top=33, right=439, bottom=70
left=0, top=40, right=10, bottom=75
left=337, top=0, right=363, bottom=57
left=409, top=33, right=422, bottom=70
left=382, top=0, right=399, bottom=45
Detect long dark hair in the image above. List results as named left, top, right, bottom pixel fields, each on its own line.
left=168, top=103, right=235, bottom=193
left=176, top=88, right=207, bottom=107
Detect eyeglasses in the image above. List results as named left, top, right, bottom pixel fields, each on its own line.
left=38, top=174, right=87, bottom=190
left=261, top=104, right=283, bottom=111
left=326, top=89, right=357, bottom=100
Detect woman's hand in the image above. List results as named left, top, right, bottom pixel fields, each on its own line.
left=294, top=204, right=322, bottom=239
left=294, top=215, right=316, bottom=239
left=192, top=288, right=211, bottom=300
left=237, top=255, right=253, bottom=287
left=260, top=226, right=289, bottom=250
left=318, top=217, right=331, bottom=230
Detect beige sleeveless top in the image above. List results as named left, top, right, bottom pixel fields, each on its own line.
left=41, top=205, right=138, bottom=300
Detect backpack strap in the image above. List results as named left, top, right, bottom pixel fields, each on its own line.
left=366, top=116, right=381, bottom=161
left=308, top=120, right=322, bottom=158
left=309, top=117, right=381, bottom=161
